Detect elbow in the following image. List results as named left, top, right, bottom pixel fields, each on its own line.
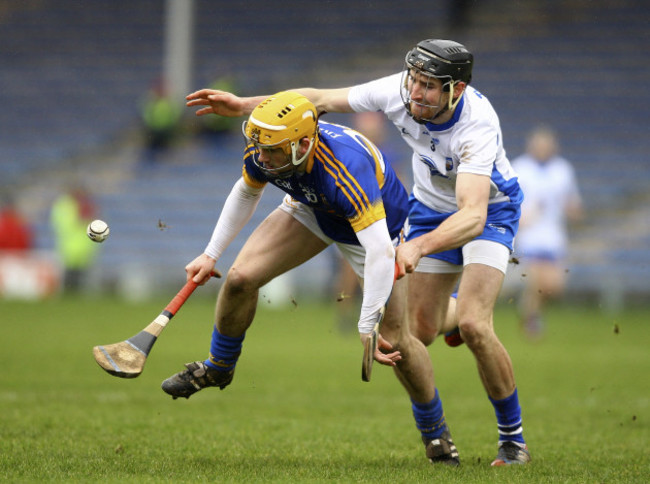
left=470, top=213, right=487, bottom=239
left=382, top=238, right=396, bottom=263
left=367, top=242, right=394, bottom=264
left=366, top=238, right=395, bottom=264
left=386, top=242, right=396, bottom=260
left=470, top=225, right=484, bottom=240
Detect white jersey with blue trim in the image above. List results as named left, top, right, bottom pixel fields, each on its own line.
left=348, top=72, right=522, bottom=213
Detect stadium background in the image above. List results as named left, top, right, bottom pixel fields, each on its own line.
left=1, top=0, right=648, bottom=306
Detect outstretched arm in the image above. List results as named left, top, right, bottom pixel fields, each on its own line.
left=186, top=89, right=266, bottom=117
left=186, top=178, right=264, bottom=284
left=293, top=87, right=354, bottom=115
left=186, top=87, right=354, bottom=118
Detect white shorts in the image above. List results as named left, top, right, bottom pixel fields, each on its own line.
left=415, top=239, right=511, bottom=275
left=279, top=195, right=399, bottom=278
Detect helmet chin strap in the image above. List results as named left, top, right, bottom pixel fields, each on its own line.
left=446, top=81, right=465, bottom=111
left=290, top=136, right=316, bottom=166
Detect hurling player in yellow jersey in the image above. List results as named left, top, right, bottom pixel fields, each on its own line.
left=162, top=92, right=460, bottom=463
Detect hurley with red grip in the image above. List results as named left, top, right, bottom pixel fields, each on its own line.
left=92, top=272, right=219, bottom=379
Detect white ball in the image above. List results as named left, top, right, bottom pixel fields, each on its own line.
left=87, top=219, right=110, bottom=243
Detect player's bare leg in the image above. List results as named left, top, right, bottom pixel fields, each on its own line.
left=162, top=210, right=328, bottom=399
left=381, top=278, right=434, bottom=401
left=456, top=263, right=514, bottom=397
left=407, top=271, right=459, bottom=346
left=455, top=262, right=530, bottom=465
left=215, top=209, right=328, bottom=336
left=382, top=276, right=459, bottom=466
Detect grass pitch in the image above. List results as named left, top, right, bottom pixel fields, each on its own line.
left=0, top=292, right=648, bottom=483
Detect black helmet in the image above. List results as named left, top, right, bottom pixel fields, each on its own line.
left=405, top=39, right=473, bottom=85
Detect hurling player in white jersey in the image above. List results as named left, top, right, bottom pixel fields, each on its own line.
left=185, top=39, right=529, bottom=467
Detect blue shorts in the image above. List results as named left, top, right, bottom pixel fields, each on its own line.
left=406, top=195, right=520, bottom=266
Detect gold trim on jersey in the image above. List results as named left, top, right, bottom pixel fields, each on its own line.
left=242, top=143, right=267, bottom=189
left=356, top=134, right=386, bottom=189
left=315, top=142, right=386, bottom=232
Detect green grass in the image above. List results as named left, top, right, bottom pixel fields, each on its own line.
left=0, top=293, right=648, bottom=483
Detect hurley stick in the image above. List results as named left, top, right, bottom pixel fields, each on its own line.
left=93, top=271, right=220, bottom=378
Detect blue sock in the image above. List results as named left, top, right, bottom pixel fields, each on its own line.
left=204, top=326, right=244, bottom=372
left=411, top=389, right=447, bottom=440
left=489, top=388, right=526, bottom=445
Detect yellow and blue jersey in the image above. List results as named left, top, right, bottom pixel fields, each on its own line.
left=242, top=120, right=408, bottom=245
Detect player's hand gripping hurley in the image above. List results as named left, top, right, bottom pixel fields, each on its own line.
left=361, top=262, right=399, bottom=382
left=92, top=271, right=220, bottom=378
left=361, top=307, right=385, bottom=382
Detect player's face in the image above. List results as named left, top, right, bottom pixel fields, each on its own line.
left=406, top=69, right=447, bottom=121
left=256, top=145, right=293, bottom=176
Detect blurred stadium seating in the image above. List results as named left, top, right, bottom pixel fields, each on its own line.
left=1, top=0, right=648, bottom=302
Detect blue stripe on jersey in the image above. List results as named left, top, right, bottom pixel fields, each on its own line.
left=490, top=164, right=523, bottom=205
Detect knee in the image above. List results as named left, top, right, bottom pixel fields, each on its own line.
left=458, top=319, right=491, bottom=350
left=224, top=266, right=262, bottom=295
left=410, top=313, right=440, bottom=347
left=385, top=323, right=423, bottom=358
left=381, top=313, right=421, bottom=352
left=415, top=327, right=437, bottom=347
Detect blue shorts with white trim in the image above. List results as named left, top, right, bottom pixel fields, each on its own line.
left=406, top=195, right=520, bottom=266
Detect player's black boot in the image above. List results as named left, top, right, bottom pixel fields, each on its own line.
left=161, top=361, right=234, bottom=399
left=491, top=441, right=531, bottom=466
left=423, top=428, right=460, bottom=466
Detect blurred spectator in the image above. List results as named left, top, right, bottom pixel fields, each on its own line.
left=139, top=79, right=183, bottom=164
left=511, top=125, right=584, bottom=338
left=50, top=184, right=100, bottom=293
left=0, top=193, right=33, bottom=252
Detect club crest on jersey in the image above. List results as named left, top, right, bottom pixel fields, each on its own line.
left=445, top=157, right=454, bottom=171
left=430, top=137, right=439, bottom=152
left=301, top=185, right=318, bottom=203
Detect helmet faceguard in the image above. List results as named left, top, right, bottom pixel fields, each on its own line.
left=243, top=92, right=318, bottom=178
left=400, top=39, right=473, bottom=122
